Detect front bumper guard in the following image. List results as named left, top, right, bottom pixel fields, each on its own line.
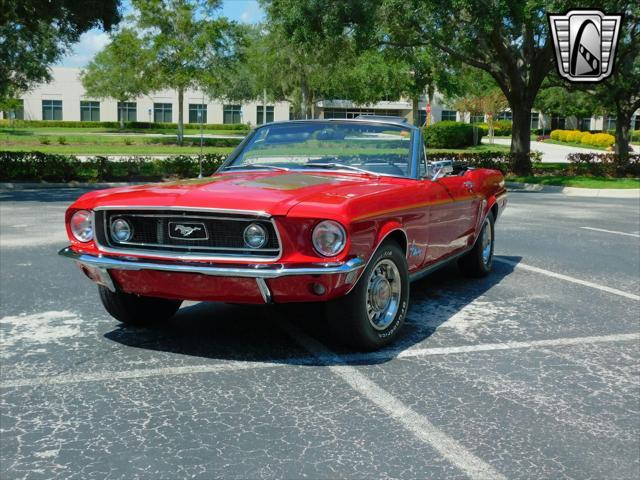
left=58, top=247, right=365, bottom=303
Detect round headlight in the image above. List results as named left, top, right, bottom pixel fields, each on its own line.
left=110, top=218, right=133, bottom=243
left=243, top=223, right=268, bottom=249
left=70, top=210, right=93, bottom=243
left=312, top=220, right=346, bottom=257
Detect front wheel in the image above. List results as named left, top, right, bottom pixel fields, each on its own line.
left=326, top=241, right=409, bottom=351
left=458, top=211, right=495, bottom=277
left=98, top=286, right=182, bottom=326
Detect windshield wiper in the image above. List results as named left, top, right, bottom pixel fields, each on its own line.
left=223, top=164, right=290, bottom=172
left=305, top=162, right=380, bottom=176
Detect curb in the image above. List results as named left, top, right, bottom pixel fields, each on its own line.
left=506, top=182, right=640, bottom=199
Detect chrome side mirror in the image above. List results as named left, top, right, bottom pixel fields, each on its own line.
left=429, top=161, right=453, bottom=181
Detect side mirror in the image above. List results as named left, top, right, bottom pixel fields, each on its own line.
left=428, top=160, right=454, bottom=181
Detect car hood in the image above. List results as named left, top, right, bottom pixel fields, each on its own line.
left=75, top=171, right=387, bottom=216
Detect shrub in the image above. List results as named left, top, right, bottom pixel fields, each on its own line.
left=590, top=133, right=615, bottom=148
left=0, top=151, right=228, bottom=182
left=475, top=120, right=512, bottom=137
left=39, top=136, right=51, bottom=145
left=631, top=130, right=640, bottom=142
left=424, top=121, right=482, bottom=148
left=425, top=151, right=541, bottom=175
left=124, top=138, right=133, bottom=145
left=57, top=136, right=67, bottom=145
left=567, top=152, right=640, bottom=177
left=551, top=129, right=615, bottom=148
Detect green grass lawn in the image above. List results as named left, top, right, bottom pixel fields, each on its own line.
left=507, top=175, right=640, bottom=189
left=429, top=144, right=510, bottom=154
left=0, top=126, right=246, bottom=136
left=0, top=144, right=235, bottom=155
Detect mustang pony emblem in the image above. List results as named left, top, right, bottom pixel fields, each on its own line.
left=174, top=225, right=201, bottom=237
left=168, top=222, right=208, bottom=240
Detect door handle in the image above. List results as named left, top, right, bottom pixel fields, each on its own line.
left=463, top=181, right=474, bottom=191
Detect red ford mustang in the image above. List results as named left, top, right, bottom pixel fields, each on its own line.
left=60, top=119, right=507, bottom=350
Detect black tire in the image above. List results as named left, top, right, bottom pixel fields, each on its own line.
left=98, top=286, right=182, bottom=326
left=458, top=211, right=495, bottom=278
left=326, top=240, right=409, bottom=351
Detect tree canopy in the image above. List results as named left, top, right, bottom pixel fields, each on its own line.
left=0, top=0, right=121, bottom=100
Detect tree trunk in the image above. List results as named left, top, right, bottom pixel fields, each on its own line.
left=177, top=88, right=184, bottom=146
left=119, top=101, right=125, bottom=130
left=412, top=97, right=419, bottom=125
left=509, top=99, right=533, bottom=175
left=614, top=109, right=631, bottom=163
left=427, top=86, right=435, bottom=126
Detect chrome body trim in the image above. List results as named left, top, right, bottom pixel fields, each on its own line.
left=408, top=247, right=473, bottom=283
left=58, top=247, right=365, bottom=279
left=93, top=207, right=283, bottom=262
left=255, top=278, right=272, bottom=303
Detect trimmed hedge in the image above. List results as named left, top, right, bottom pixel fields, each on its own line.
left=0, top=119, right=250, bottom=131
left=566, top=153, right=640, bottom=177
left=475, top=120, right=512, bottom=136
left=426, top=151, right=542, bottom=175
left=631, top=130, right=640, bottom=142
left=550, top=129, right=615, bottom=148
left=0, top=151, right=228, bottom=182
left=424, top=121, right=483, bottom=148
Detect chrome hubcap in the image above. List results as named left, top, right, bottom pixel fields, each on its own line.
left=481, top=219, right=492, bottom=265
left=366, top=259, right=401, bottom=330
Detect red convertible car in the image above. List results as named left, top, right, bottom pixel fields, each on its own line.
left=60, top=119, right=506, bottom=350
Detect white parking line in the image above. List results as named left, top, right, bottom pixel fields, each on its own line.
left=0, top=361, right=281, bottom=389
left=580, top=227, right=640, bottom=238
left=2, top=332, right=638, bottom=389
left=279, top=320, right=506, bottom=480
left=494, top=258, right=640, bottom=301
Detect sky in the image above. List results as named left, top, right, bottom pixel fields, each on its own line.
left=56, top=0, right=265, bottom=68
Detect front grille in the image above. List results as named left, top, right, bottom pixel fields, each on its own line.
left=95, top=209, right=280, bottom=259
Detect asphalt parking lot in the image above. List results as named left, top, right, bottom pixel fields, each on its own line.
left=1, top=187, right=639, bottom=480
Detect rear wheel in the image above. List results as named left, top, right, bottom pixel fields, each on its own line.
left=458, top=211, right=495, bottom=277
left=98, top=286, right=182, bottom=326
left=326, top=241, right=409, bottom=351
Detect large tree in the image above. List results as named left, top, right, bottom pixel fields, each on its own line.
left=263, top=0, right=576, bottom=174
left=134, top=0, right=242, bottom=143
left=0, top=0, right=121, bottom=100
left=81, top=29, right=154, bottom=129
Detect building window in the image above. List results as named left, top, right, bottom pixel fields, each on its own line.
left=80, top=101, right=100, bottom=122
left=497, top=111, right=512, bottom=121
left=441, top=110, right=457, bottom=122
left=323, top=107, right=403, bottom=119
left=3, top=99, right=24, bottom=120
left=118, top=102, right=137, bottom=122
left=633, top=115, right=640, bottom=130
left=223, top=104, right=242, bottom=124
left=605, top=116, right=616, bottom=131
left=471, top=114, right=485, bottom=124
left=188, top=104, right=207, bottom=124
left=579, top=117, right=591, bottom=131
left=530, top=112, right=540, bottom=130
left=417, top=110, right=427, bottom=126
left=551, top=116, right=565, bottom=130
left=256, top=105, right=274, bottom=125
left=153, top=103, right=172, bottom=123
left=42, top=100, right=62, bottom=121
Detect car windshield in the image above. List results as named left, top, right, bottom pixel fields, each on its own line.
left=223, top=121, right=413, bottom=177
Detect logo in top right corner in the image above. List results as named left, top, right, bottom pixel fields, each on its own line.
left=548, top=9, right=623, bottom=83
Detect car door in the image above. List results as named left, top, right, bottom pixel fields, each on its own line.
left=435, top=173, right=482, bottom=253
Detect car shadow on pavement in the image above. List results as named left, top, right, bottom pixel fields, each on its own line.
left=103, top=255, right=522, bottom=366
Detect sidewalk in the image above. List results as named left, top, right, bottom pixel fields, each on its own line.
left=506, top=181, right=640, bottom=198
left=484, top=138, right=603, bottom=163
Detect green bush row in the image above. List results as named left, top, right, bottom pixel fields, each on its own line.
left=0, top=151, right=228, bottom=182
left=427, top=151, right=542, bottom=175
left=474, top=120, right=512, bottom=136
left=631, top=130, right=640, bottom=142
left=424, top=121, right=484, bottom=148
left=0, top=119, right=250, bottom=131
left=566, top=153, right=640, bottom=177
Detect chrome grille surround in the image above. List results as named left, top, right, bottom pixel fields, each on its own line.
left=93, top=206, right=282, bottom=262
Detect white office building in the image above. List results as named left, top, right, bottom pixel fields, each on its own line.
left=2, top=67, right=639, bottom=132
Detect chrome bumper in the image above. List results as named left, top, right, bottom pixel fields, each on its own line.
left=58, top=247, right=365, bottom=279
